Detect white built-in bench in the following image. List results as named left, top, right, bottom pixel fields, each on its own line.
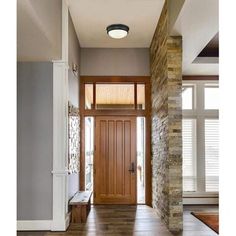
left=69, top=191, right=92, bottom=223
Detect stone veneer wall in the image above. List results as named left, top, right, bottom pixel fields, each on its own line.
left=150, top=0, right=183, bottom=232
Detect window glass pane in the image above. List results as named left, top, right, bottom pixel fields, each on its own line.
left=137, top=84, right=145, bottom=110
left=85, top=117, right=94, bottom=191
left=205, top=87, right=219, bottom=109
left=182, top=87, right=193, bottom=109
left=96, top=84, right=135, bottom=109
left=183, top=119, right=197, bottom=192
left=85, top=84, right=93, bottom=110
left=205, top=119, right=219, bottom=192
left=137, top=117, right=145, bottom=203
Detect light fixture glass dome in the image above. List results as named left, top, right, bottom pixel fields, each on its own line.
left=106, top=24, right=129, bottom=39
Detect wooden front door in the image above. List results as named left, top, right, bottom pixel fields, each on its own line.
left=94, top=116, right=136, bottom=204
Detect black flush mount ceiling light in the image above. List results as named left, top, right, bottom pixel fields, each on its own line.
left=106, top=24, right=129, bottom=39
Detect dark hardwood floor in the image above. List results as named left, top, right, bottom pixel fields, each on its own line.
left=179, top=205, right=218, bottom=236
left=17, top=205, right=218, bottom=236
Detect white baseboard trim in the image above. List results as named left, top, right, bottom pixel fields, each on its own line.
left=17, top=220, right=52, bottom=231
left=183, top=197, right=219, bottom=205
left=50, top=212, right=71, bottom=231
left=18, top=213, right=71, bottom=231
left=65, top=212, right=71, bottom=229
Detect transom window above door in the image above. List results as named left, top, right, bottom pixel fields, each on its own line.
left=96, top=84, right=135, bottom=110
left=85, top=83, right=146, bottom=110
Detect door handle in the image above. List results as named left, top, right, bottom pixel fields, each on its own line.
left=128, top=162, right=135, bottom=173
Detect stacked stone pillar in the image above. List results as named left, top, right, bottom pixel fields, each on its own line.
left=150, top=0, right=183, bottom=232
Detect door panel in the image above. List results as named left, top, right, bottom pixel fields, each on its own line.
left=94, top=116, right=136, bottom=204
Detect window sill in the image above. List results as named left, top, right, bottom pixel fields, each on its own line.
left=183, top=192, right=219, bottom=198
left=183, top=192, right=219, bottom=205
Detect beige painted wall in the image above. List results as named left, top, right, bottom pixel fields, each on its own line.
left=68, top=13, right=80, bottom=70
left=80, top=48, right=150, bottom=76
left=17, top=0, right=62, bottom=61
left=168, top=0, right=185, bottom=34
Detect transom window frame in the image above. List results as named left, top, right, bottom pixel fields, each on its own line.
left=183, top=80, right=219, bottom=198
left=80, top=76, right=150, bottom=117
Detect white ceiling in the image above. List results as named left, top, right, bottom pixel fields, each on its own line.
left=172, top=0, right=219, bottom=75
left=67, top=0, right=165, bottom=48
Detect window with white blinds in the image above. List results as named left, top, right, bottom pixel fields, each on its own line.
left=183, top=119, right=197, bottom=192
left=182, top=81, right=219, bottom=197
left=205, top=119, right=219, bottom=192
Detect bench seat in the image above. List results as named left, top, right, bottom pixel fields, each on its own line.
left=69, top=191, right=92, bottom=223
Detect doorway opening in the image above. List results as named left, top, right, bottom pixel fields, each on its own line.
left=80, top=76, right=151, bottom=205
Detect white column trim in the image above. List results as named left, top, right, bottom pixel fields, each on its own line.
left=51, top=170, right=69, bottom=175
left=51, top=61, right=69, bottom=231
left=51, top=0, right=69, bottom=231
left=61, top=0, right=68, bottom=62
left=51, top=0, right=70, bottom=231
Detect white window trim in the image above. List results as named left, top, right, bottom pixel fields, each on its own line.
left=182, top=80, right=219, bottom=198
left=182, top=84, right=195, bottom=110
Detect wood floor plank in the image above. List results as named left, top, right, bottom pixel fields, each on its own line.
left=17, top=205, right=218, bottom=236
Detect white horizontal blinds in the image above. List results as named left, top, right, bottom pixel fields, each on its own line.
left=205, top=119, right=219, bottom=192
left=183, top=119, right=197, bottom=192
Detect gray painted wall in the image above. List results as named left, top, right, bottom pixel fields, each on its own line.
left=68, top=12, right=80, bottom=200
left=80, top=48, right=150, bottom=76
left=17, top=62, right=53, bottom=220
